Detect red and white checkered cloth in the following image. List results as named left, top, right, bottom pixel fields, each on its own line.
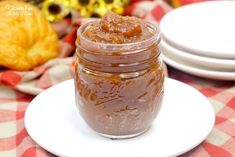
left=0, top=1, right=234, bottom=157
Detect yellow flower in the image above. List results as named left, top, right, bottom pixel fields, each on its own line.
left=70, top=0, right=94, bottom=17
left=92, top=0, right=129, bottom=17
left=91, top=0, right=107, bottom=17
left=105, top=0, right=125, bottom=14
left=42, top=0, right=70, bottom=21
left=42, top=0, right=130, bottom=20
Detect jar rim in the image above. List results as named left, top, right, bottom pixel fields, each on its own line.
left=76, top=19, right=161, bottom=52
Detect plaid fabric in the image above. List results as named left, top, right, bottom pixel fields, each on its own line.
left=169, top=67, right=235, bottom=157
left=0, top=1, right=234, bottom=157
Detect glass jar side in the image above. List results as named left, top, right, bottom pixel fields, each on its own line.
left=74, top=21, right=164, bottom=138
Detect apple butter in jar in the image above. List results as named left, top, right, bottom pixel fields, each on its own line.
left=75, top=12, right=164, bottom=138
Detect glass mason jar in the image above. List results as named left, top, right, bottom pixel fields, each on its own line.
left=75, top=21, right=164, bottom=139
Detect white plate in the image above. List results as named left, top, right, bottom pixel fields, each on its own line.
left=160, top=40, right=235, bottom=71
left=162, top=53, right=235, bottom=80
left=25, top=79, right=215, bottom=157
left=160, top=1, right=235, bottom=59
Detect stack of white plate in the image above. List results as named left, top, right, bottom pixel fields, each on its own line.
left=159, top=1, right=235, bottom=80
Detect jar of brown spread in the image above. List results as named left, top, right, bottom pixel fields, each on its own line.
left=75, top=12, right=164, bottom=138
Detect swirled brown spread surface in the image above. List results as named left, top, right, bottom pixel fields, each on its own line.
left=83, top=11, right=154, bottom=44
